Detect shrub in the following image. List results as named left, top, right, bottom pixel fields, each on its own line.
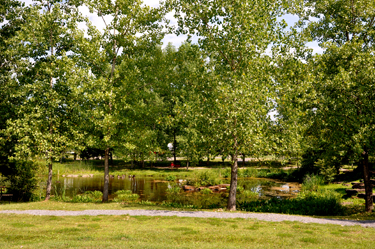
left=70, top=190, right=103, bottom=203
left=314, top=159, right=337, bottom=183
left=0, top=160, right=40, bottom=201
left=165, top=175, right=176, bottom=181
left=221, top=168, right=231, bottom=178
left=166, top=183, right=181, bottom=195
left=191, top=170, right=221, bottom=187
left=201, top=188, right=212, bottom=195
left=242, top=168, right=257, bottom=178
left=236, top=190, right=259, bottom=203
left=302, top=174, right=324, bottom=192
left=236, top=185, right=244, bottom=193
left=114, top=190, right=139, bottom=202
left=238, top=189, right=343, bottom=216
left=85, top=190, right=103, bottom=200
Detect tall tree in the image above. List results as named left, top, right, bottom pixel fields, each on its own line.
left=82, top=0, right=166, bottom=201
left=170, top=0, right=286, bottom=210
left=294, top=0, right=375, bottom=211
left=5, top=0, right=87, bottom=200
left=0, top=0, right=23, bottom=163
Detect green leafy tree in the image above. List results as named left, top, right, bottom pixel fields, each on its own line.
left=294, top=0, right=375, bottom=211
left=0, top=0, right=23, bottom=166
left=5, top=0, right=87, bottom=200
left=82, top=0, right=166, bottom=201
left=170, top=0, right=286, bottom=210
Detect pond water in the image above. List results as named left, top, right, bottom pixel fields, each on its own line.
left=52, top=175, right=300, bottom=205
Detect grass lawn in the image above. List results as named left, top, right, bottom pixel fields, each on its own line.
left=1, top=213, right=374, bottom=248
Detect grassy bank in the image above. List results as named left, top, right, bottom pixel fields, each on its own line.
left=0, top=212, right=374, bottom=248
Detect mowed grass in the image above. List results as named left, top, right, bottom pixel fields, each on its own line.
left=0, top=214, right=374, bottom=249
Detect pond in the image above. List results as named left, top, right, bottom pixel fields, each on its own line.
left=52, top=175, right=300, bottom=207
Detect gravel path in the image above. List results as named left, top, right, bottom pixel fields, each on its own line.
left=1, top=209, right=374, bottom=228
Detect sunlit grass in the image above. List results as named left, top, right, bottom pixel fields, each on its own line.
left=0, top=213, right=374, bottom=248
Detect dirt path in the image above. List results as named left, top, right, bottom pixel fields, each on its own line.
left=1, top=209, right=374, bottom=228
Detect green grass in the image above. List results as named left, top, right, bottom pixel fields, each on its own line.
left=0, top=214, right=374, bottom=248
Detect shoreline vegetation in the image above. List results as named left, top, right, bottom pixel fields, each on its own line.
left=2, top=157, right=375, bottom=220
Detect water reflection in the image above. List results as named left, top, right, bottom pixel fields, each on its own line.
left=53, top=176, right=299, bottom=203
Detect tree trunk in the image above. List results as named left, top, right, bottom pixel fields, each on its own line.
left=45, top=22, right=54, bottom=202
left=186, top=160, right=189, bottom=170
left=227, top=135, right=238, bottom=211
left=207, top=155, right=210, bottom=166
left=173, top=130, right=177, bottom=164
left=45, top=159, right=53, bottom=201
left=102, top=147, right=110, bottom=202
left=363, top=148, right=373, bottom=212
left=242, top=154, right=245, bottom=167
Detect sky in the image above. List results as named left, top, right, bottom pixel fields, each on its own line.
left=19, top=0, right=323, bottom=54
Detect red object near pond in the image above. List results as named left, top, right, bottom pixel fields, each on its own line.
left=170, top=162, right=180, bottom=169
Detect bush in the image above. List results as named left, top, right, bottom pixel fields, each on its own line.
left=71, top=190, right=103, bottom=203
left=302, top=174, right=324, bottom=192
left=0, top=160, right=39, bottom=201
left=166, top=183, right=181, bottom=195
left=190, top=170, right=222, bottom=187
left=237, top=190, right=259, bottom=203
left=314, top=159, right=337, bottom=183
left=114, top=190, right=140, bottom=202
left=238, top=189, right=343, bottom=216
left=201, top=188, right=212, bottom=195
left=222, top=168, right=231, bottom=178
left=165, top=175, right=176, bottom=181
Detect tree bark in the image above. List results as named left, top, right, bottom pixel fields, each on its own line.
left=102, top=147, right=110, bottom=202
left=45, top=10, right=54, bottom=201
left=45, top=159, right=53, bottom=200
left=363, top=148, right=373, bottom=212
left=227, top=136, right=238, bottom=211
left=173, top=130, right=177, bottom=164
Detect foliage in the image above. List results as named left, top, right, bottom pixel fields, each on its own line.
left=166, top=183, right=181, bottom=195
left=113, top=190, right=140, bottom=203
left=238, top=189, right=343, bottom=216
left=165, top=175, right=176, bottom=181
left=189, top=170, right=222, bottom=187
left=239, top=173, right=342, bottom=215
left=301, top=174, right=324, bottom=192
left=200, top=188, right=212, bottom=195
left=0, top=160, right=40, bottom=201
left=314, top=159, right=337, bottom=183
left=70, top=191, right=103, bottom=203
left=293, top=0, right=375, bottom=211
left=170, top=0, right=290, bottom=210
